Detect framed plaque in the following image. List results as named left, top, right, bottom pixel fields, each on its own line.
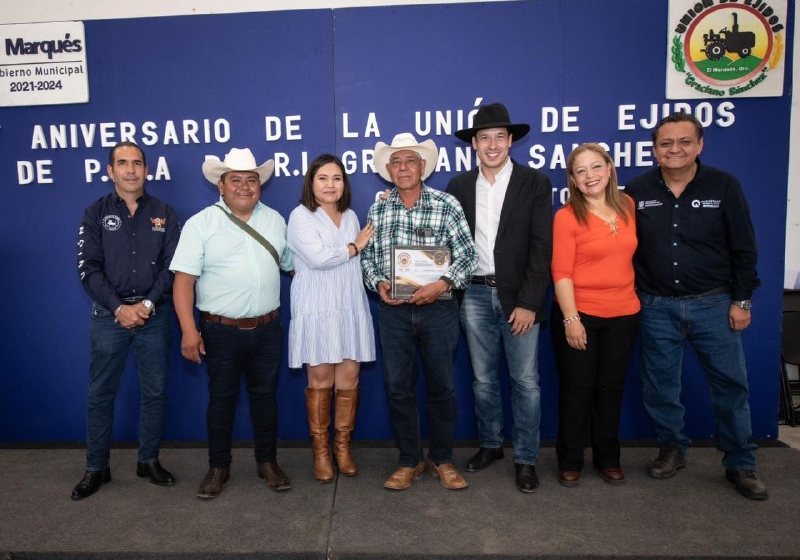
left=391, top=245, right=452, bottom=300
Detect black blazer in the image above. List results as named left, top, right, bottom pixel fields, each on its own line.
left=447, top=159, right=553, bottom=322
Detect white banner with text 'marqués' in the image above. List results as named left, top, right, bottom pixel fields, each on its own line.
left=0, top=21, right=88, bottom=107
left=666, top=0, right=787, bottom=99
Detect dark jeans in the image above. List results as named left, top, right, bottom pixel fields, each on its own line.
left=378, top=299, right=460, bottom=467
left=638, top=291, right=757, bottom=470
left=200, top=318, right=282, bottom=468
left=86, top=302, right=170, bottom=471
left=551, top=306, right=639, bottom=471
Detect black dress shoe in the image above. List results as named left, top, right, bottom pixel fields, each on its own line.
left=71, top=467, right=111, bottom=500
left=515, top=463, right=539, bottom=493
left=465, top=447, right=504, bottom=472
left=136, top=461, right=176, bottom=486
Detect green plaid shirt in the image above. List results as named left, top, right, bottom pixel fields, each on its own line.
left=361, top=185, right=477, bottom=292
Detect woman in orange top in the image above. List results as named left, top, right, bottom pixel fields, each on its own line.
left=551, top=143, right=640, bottom=488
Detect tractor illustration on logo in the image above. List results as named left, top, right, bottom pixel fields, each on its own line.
left=703, top=12, right=756, bottom=60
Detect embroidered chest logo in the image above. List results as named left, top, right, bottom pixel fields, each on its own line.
left=637, top=200, right=664, bottom=210
left=691, top=199, right=721, bottom=209
left=150, top=217, right=166, bottom=232
left=102, top=215, right=122, bottom=231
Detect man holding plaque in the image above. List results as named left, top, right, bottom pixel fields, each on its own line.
left=448, top=103, right=553, bottom=492
left=361, top=133, right=477, bottom=491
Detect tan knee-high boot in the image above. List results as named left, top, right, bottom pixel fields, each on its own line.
left=305, top=387, right=334, bottom=483
left=333, top=388, right=359, bottom=476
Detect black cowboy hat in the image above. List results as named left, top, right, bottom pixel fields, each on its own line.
left=454, top=102, right=530, bottom=143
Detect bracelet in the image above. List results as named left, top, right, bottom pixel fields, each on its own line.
left=113, top=305, right=123, bottom=316
left=563, top=315, right=580, bottom=326
left=348, top=242, right=359, bottom=256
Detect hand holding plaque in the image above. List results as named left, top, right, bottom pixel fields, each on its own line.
left=391, top=245, right=452, bottom=300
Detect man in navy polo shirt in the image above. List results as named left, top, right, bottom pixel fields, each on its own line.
left=626, top=112, right=767, bottom=500
left=73, top=141, right=180, bottom=500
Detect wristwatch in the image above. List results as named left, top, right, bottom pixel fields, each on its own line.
left=142, top=299, right=155, bottom=314
left=732, top=300, right=752, bottom=311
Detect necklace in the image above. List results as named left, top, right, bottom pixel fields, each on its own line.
left=605, top=216, right=618, bottom=237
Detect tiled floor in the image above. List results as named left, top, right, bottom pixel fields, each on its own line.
left=778, top=422, right=800, bottom=449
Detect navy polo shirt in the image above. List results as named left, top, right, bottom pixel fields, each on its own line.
left=625, top=161, right=760, bottom=302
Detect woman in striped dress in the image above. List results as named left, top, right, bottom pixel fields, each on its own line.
left=287, top=154, right=375, bottom=482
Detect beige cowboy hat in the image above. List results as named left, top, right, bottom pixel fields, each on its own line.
left=202, top=148, right=275, bottom=185
left=373, top=133, right=438, bottom=183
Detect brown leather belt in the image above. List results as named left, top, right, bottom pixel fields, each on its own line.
left=200, top=309, right=279, bottom=330
left=471, top=274, right=497, bottom=287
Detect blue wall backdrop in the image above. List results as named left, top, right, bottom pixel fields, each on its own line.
left=0, top=0, right=793, bottom=445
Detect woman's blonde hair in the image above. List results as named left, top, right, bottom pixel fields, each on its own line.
left=564, top=143, right=633, bottom=225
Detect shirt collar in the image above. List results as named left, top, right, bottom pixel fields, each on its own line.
left=217, top=195, right=262, bottom=215
left=387, top=184, right=432, bottom=209
left=114, top=190, right=146, bottom=205
left=478, top=157, right=513, bottom=184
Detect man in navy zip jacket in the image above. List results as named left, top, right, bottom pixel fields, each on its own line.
left=73, top=141, right=180, bottom=500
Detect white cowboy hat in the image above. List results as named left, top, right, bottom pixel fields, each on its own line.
left=202, top=148, right=275, bottom=185
left=373, top=133, right=438, bottom=183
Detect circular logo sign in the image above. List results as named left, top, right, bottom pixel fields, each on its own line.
left=683, top=5, right=772, bottom=86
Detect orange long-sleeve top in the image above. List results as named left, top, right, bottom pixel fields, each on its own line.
left=551, top=197, right=640, bottom=318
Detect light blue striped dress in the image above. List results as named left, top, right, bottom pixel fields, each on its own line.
left=287, top=205, right=376, bottom=368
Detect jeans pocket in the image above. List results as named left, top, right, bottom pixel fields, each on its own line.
left=638, top=292, right=655, bottom=307
left=697, top=292, right=731, bottom=310
left=432, top=297, right=458, bottom=311
left=91, top=301, right=113, bottom=318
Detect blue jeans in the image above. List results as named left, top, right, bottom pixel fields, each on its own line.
left=200, top=318, right=282, bottom=468
left=378, top=299, right=460, bottom=467
left=638, top=291, right=757, bottom=470
left=460, top=285, right=541, bottom=465
left=86, top=302, right=170, bottom=471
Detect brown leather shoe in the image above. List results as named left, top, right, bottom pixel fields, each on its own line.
left=197, top=467, right=229, bottom=499
left=257, top=461, right=292, bottom=492
left=558, top=470, right=581, bottom=488
left=383, top=462, right=425, bottom=490
left=601, top=468, right=625, bottom=486
left=428, top=461, right=469, bottom=490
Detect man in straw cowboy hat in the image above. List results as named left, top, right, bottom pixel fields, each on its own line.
left=448, top=103, right=553, bottom=492
left=361, top=132, right=477, bottom=491
left=171, top=148, right=294, bottom=499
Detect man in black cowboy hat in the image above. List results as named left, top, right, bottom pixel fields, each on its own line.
left=447, top=103, right=553, bottom=492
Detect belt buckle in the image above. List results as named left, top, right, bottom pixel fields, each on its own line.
left=237, top=317, right=259, bottom=330
left=486, top=275, right=497, bottom=287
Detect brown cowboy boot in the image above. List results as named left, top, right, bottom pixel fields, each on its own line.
left=333, top=388, right=359, bottom=476
left=305, top=387, right=334, bottom=483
